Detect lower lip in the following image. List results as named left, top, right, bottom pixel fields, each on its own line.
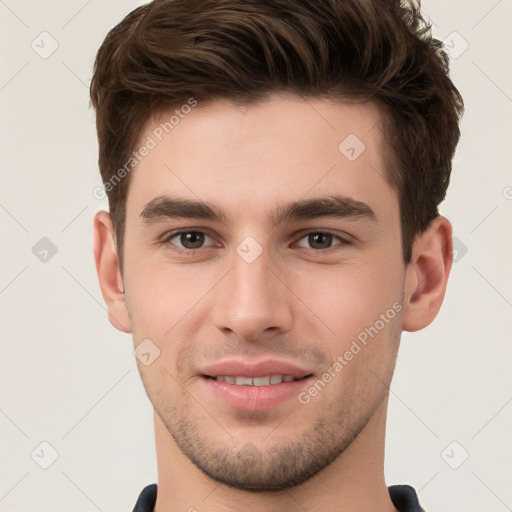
left=201, top=376, right=312, bottom=411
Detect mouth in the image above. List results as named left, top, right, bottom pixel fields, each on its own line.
left=202, top=374, right=312, bottom=386
left=197, top=359, right=314, bottom=410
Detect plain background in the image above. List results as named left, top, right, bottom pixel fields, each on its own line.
left=1, top=0, right=511, bottom=510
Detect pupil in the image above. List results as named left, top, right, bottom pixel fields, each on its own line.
left=181, top=232, right=204, bottom=249
left=309, top=233, right=332, bottom=249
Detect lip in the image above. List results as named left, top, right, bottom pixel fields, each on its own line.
left=199, top=358, right=312, bottom=379
left=198, top=358, right=314, bottom=411
left=201, top=375, right=313, bottom=410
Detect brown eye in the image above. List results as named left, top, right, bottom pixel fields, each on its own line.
left=308, top=233, right=333, bottom=249
left=296, top=232, right=346, bottom=250
left=178, top=231, right=205, bottom=249
left=166, top=230, right=216, bottom=251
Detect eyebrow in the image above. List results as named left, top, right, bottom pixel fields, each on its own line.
left=140, top=194, right=377, bottom=227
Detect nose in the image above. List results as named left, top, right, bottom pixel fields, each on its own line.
left=212, top=248, right=293, bottom=342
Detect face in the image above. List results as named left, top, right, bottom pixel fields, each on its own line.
left=120, top=94, right=407, bottom=490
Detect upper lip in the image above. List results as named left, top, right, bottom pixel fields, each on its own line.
left=199, top=359, right=313, bottom=379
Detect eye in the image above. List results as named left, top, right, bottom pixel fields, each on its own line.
left=295, top=231, right=348, bottom=250
left=166, top=230, right=218, bottom=251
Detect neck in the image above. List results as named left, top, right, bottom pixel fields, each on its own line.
left=153, top=398, right=397, bottom=512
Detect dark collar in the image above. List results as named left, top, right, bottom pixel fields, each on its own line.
left=132, top=483, right=425, bottom=512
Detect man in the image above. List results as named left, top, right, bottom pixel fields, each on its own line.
left=90, top=0, right=463, bottom=510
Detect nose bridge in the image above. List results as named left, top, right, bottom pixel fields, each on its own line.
left=212, top=243, right=292, bottom=340
left=232, top=250, right=273, bottom=304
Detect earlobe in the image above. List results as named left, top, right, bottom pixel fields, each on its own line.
left=402, top=216, right=453, bottom=332
left=93, top=211, right=132, bottom=333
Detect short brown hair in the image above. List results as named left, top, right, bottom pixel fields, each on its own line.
left=90, top=0, right=463, bottom=268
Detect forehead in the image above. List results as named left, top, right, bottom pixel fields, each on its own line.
left=126, top=94, right=398, bottom=226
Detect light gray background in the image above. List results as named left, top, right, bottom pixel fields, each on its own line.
left=1, top=1, right=511, bottom=510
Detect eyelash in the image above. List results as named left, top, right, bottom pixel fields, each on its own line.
left=161, top=229, right=351, bottom=256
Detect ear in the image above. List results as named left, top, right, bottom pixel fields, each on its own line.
left=93, top=210, right=132, bottom=333
left=402, top=216, right=453, bottom=332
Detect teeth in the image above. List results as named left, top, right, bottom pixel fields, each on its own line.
left=253, top=376, right=270, bottom=386
left=235, top=376, right=253, bottom=386
left=214, top=375, right=299, bottom=386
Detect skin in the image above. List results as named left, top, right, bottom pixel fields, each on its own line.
left=94, top=94, right=453, bottom=512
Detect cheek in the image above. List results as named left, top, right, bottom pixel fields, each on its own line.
left=124, top=250, right=210, bottom=333
left=304, top=266, right=403, bottom=404
left=296, top=258, right=403, bottom=345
